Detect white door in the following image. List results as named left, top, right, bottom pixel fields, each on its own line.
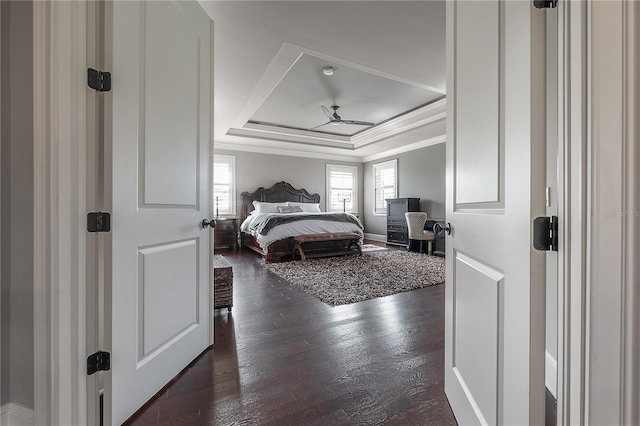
left=104, top=1, right=212, bottom=424
left=444, top=1, right=547, bottom=424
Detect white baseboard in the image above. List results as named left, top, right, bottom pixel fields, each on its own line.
left=545, top=350, right=557, bottom=399
left=364, top=233, right=386, bottom=242
left=0, top=403, right=35, bottom=426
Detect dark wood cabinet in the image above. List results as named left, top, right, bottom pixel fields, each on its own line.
left=386, top=198, right=420, bottom=246
left=214, top=218, right=238, bottom=250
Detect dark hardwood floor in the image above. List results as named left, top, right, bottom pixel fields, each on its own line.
left=124, top=243, right=557, bottom=425
left=125, top=243, right=456, bottom=425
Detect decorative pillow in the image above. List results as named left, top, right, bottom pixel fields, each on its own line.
left=252, top=201, right=288, bottom=214
left=288, top=202, right=321, bottom=213
left=277, top=205, right=304, bottom=214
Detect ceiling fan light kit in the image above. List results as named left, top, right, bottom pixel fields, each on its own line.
left=322, top=66, right=334, bottom=76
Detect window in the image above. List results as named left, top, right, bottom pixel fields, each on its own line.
left=213, top=155, right=236, bottom=216
left=326, top=164, right=358, bottom=213
left=373, top=159, right=397, bottom=215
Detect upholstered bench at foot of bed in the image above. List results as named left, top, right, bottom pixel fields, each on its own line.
left=292, top=233, right=362, bottom=261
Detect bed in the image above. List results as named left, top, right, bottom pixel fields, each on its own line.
left=239, top=181, right=364, bottom=262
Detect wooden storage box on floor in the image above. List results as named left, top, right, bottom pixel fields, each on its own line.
left=213, top=255, right=233, bottom=311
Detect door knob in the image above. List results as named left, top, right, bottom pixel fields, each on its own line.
left=201, top=219, right=216, bottom=229
left=433, top=222, right=451, bottom=236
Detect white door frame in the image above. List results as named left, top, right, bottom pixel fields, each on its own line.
left=555, top=1, right=588, bottom=423
left=556, top=0, right=639, bottom=424
left=32, top=0, right=638, bottom=424
left=582, top=0, right=638, bottom=423
left=33, top=1, right=90, bottom=425
left=85, top=1, right=105, bottom=423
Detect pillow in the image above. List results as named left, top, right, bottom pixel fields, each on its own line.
left=252, top=201, right=288, bottom=214
left=288, top=202, right=321, bottom=213
left=277, top=205, right=304, bottom=214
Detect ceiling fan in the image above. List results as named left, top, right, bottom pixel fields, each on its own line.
left=311, top=105, right=375, bottom=130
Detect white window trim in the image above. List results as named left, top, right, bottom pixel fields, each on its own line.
left=213, top=154, right=236, bottom=217
left=373, top=159, right=398, bottom=216
left=325, top=164, right=358, bottom=214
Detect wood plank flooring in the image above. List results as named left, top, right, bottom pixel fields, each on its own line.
left=124, top=243, right=556, bottom=425
left=124, top=243, right=455, bottom=425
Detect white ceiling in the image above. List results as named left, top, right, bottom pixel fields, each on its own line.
left=200, top=1, right=447, bottom=161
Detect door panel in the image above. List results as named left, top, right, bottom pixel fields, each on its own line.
left=138, top=240, right=198, bottom=359
left=445, top=1, right=546, bottom=425
left=455, top=1, right=501, bottom=205
left=452, top=253, right=503, bottom=425
left=106, top=1, right=211, bottom=424
left=143, top=2, right=200, bottom=206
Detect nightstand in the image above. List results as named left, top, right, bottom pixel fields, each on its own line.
left=214, top=217, right=238, bottom=250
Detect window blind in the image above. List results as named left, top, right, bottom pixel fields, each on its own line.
left=213, top=155, right=235, bottom=216
left=326, top=165, right=357, bottom=213
left=373, top=159, right=397, bottom=214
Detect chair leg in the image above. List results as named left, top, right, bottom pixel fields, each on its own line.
left=407, top=239, right=412, bottom=252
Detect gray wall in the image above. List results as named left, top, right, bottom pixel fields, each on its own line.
left=0, top=0, right=34, bottom=409
left=214, top=149, right=363, bottom=217
left=363, top=143, right=446, bottom=236
left=215, top=142, right=446, bottom=238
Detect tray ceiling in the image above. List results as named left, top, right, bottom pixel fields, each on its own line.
left=200, top=1, right=447, bottom=161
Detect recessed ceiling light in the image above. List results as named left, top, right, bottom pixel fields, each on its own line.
left=322, top=66, right=334, bottom=76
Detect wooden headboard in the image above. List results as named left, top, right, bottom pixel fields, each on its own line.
left=239, top=181, right=320, bottom=223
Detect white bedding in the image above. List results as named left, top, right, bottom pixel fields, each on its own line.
left=240, top=211, right=364, bottom=251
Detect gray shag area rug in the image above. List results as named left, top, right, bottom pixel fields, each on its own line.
left=266, top=251, right=445, bottom=307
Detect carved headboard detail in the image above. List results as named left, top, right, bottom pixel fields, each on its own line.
left=240, top=181, right=320, bottom=223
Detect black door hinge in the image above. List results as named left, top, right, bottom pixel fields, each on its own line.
left=87, top=351, right=111, bottom=375
left=88, top=68, right=111, bottom=92
left=534, top=0, right=558, bottom=9
left=533, top=216, right=558, bottom=251
left=87, top=212, right=111, bottom=233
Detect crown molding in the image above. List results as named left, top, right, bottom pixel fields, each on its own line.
left=352, top=98, right=446, bottom=148
left=228, top=98, right=447, bottom=154
left=228, top=122, right=352, bottom=149
left=216, top=132, right=446, bottom=164
left=361, top=134, right=446, bottom=162
left=214, top=142, right=360, bottom=162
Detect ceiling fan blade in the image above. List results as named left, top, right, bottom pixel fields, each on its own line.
left=340, top=119, right=375, bottom=127
left=310, top=121, right=332, bottom=130
left=321, top=105, right=334, bottom=120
